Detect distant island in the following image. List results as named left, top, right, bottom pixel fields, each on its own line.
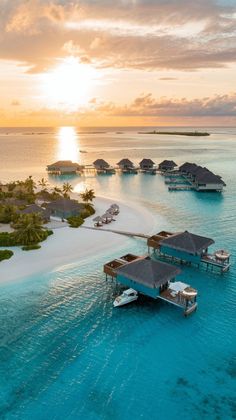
left=138, top=130, right=210, bottom=137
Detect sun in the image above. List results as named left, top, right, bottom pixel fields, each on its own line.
left=41, top=57, right=99, bottom=111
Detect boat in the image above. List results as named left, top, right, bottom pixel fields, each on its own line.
left=113, top=288, right=138, bottom=307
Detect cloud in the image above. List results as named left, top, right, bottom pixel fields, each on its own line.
left=95, top=92, right=236, bottom=117
left=0, top=0, right=236, bottom=72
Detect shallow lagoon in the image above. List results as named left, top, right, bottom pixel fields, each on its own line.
left=0, top=127, right=235, bottom=419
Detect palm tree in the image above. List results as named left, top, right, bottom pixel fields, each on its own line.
left=13, top=213, right=45, bottom=245
left=62, top=182, right=73, bottom=198
left=80, top=188, right=95, bottom=203
left=38, top=178, right=48, bottom=190
left=24, top=176, right=36, bottom=194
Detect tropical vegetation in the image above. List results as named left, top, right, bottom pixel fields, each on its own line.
left=80, top=188, right=95, bottom=203
left=0, top=249, right=13, bottom=261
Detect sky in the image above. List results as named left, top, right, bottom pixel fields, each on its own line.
left=0, top=0, right=236, bottom=127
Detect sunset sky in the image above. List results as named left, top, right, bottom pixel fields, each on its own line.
left=0, top=0, right=236, bottom=126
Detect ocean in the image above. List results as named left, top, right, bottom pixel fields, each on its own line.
left=0, top=127, right=235, bottom=419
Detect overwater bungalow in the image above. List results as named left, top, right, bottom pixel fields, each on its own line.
left=147, top=230, right=230, bottom=273
left=93, top=159, right=115, bottom=174
left=139, top=159, right=156, bottom=174
left=194, top=171, right=226, bottom=191
left=117, top=159, right=137, bottom=174
left=47, top=160, right=84, bottom=175
left=178, top=162, right=226, bottom=191
left=46, top=198, right=84, bottom=219
left=158, top=160, right=177, bottom=173
left=17, top=204, right=51, bottom=222
left=104, top=255, right=198, bottom=316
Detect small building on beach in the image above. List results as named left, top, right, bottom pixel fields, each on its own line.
left=158, top=160, right=177, bottom=172
left=47, top=160, right=83, bottom=175
left=17, top=204, right=51, bottom=222
left=46, top=198, right=84, bottom=219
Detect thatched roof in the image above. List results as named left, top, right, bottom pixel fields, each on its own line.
left=17, top=204, right=51, bottom=219
left=160, top=231, right=214, bottom=254
left=93, top=159, right=109, bottom=168
left=117, top=257, right=181, bottom=288
left=46, top=198, right=84, bottom=212
left=117, top=158, right=134, bottom=167
left=47, top=160, right=81, bottom=170
left=159, top=160, right=177, bottom=168
left=139, top=158, right=155, bottom=166
left=195, top=172, right=225, bottom=185
left=179, top=162, right=197, bottom=172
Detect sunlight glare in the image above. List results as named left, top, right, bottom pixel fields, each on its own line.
left=57, top=126, right=80, bottom=162
left=41, top=57, right=99, bottom=110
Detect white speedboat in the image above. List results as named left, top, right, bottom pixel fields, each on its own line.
left=113, top=288, right=138, bottom=307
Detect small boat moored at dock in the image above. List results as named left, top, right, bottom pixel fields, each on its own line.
left=113, top=288, right=138, bottom=307
left=104, top=255, right=198, bottom=316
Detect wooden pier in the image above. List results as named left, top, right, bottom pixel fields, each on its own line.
left=82, top=226, right=150, bottom=239
left=168, top=185, right=194, bottom=191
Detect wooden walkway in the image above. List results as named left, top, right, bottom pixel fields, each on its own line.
left=168, top=185, right=194, bottom=191
left=81, top=226, right=150, bottom=239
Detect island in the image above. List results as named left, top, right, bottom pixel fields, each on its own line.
left=138, top=130, right=210, bottom=136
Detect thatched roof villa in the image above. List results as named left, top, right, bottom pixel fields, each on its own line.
left=46, top=198, right=84, bottom=219
left=158, top=160, right=177, bottom=172
left=47, top=160, right=83, bottom=175
left=139, top=158, right=156, bottom=170
left=17, top=204, right=51, bottom=222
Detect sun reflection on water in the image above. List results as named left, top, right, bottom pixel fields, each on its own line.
left=57, top=127, right=80, bottom=162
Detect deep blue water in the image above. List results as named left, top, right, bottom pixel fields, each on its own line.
left=0, top=127, right=236, bottom=419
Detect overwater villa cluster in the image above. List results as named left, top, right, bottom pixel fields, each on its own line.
left=47, top=159, right=226, bottom=192
left=103, top=229, right=230, bottom=316
left=164, top=161, right=226, bottom=192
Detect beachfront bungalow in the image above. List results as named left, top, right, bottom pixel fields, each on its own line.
left=105, top=255, right=198, bottom=316
left=46, top=198, right=84, bottom=219
left=47, top=161, right=83, bottom=175
left=17, top=204, right=51, bottom=222
left=148, top=230, right=230, bottom=272
left=117, top=159, right=137, bottom=174
left=139, top=159, right=156, bottom=173
left=93, top=159, right=115, bottom=174
left=158, top=160, right=177, bottom=172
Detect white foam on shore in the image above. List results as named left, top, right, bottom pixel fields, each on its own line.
left=0, top=196, right=158, bottom=284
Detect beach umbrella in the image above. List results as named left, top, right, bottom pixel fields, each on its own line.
left=93, top=216, right=103, bottom=222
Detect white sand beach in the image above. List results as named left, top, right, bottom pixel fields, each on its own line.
left=0, top=196, right=157, bottom=284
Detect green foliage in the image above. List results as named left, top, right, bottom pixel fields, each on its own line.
left=80, top=188, right=95, bottom=203
left=67, top=215, right=84, bottom=228
left=62, top=182, right=73, bottom=198
left=22, top=244, right=41, bottom=251
left=84, top=203, right=95, bottom=215
left=0, top=232, right=16, bottom=246
left=0, top=204, right=16, bottom=223
left=0, top=249, right=13, bottom=261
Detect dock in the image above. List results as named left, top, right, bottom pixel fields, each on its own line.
left=168, top=185, right=194, bottom=191
left=82, top=226, right=150, bottom=239
left=104, top=255, right=198, bottom=316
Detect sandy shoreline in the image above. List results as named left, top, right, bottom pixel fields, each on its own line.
left=0, top=196, right=157, bottom=284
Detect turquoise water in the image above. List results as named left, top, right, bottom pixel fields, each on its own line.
left=0, top=127, right=236, bottom=419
